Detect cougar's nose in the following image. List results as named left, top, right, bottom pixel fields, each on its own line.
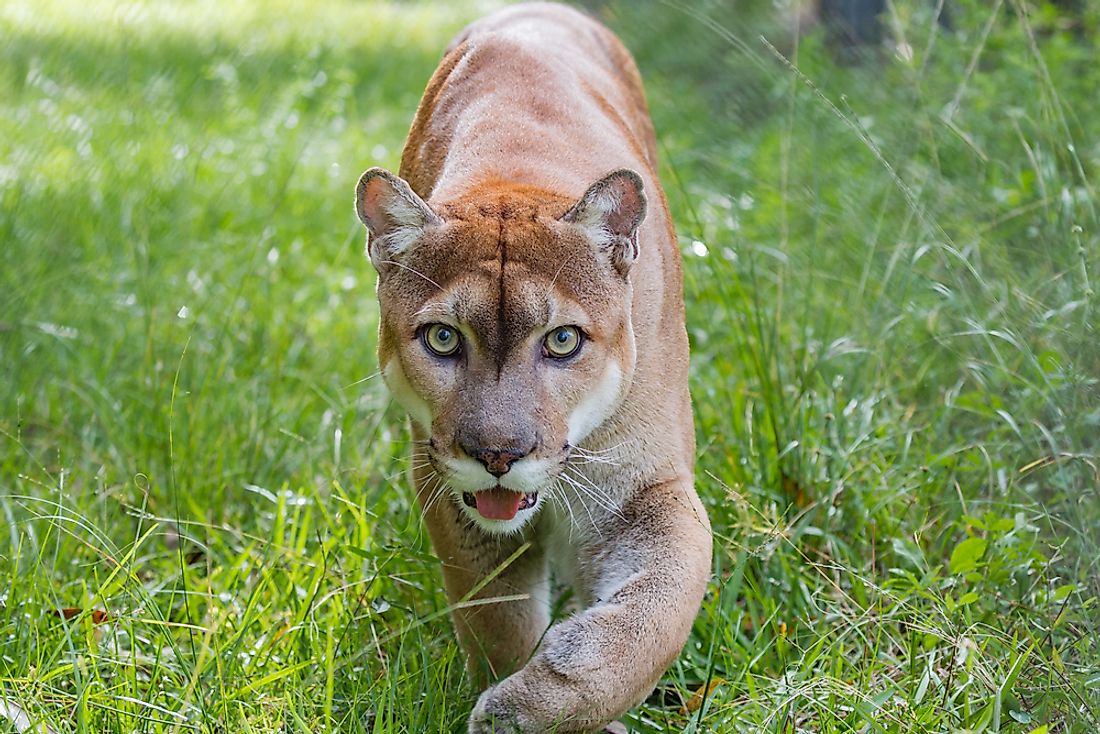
left=465, top=446, right=528, bottom=477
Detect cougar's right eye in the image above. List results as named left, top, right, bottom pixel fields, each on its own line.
left=422, top=323, right=461, bottom=357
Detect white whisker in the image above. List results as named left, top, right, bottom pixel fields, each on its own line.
left=556, top=476, right=603, bottom=539
left=420, top=472, right=452, bottom=516
left=569, top=453, right=620, bottom=467
left=569, top=440, right=630, bottom=457
left=562, top=466, right=624, bottom=520
left=343, top=370, right=383, bottom=389
left=550, top=481, right=579, bottom=543
left=558, top=471, right=619, bottom=534
left=379, top=259, right=444, bottom=291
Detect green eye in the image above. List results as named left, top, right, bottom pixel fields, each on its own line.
left=544, top=326, right=582, bottom=359
left=423, top=323, right=461, bottom=357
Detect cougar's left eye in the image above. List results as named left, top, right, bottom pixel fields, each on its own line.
left=543, top=326, right=583, bottom=359
left=422, top=323, right=461, bottom=357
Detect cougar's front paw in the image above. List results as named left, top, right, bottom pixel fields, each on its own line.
left=468, top=683, right=523, bottom=733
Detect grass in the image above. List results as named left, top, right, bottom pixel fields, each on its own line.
left=0, top=0, right=1096, bottom=732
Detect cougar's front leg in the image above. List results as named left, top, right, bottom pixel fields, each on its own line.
left=468, top=481, right=711, bottom=734
left=419, top=493, right=550, bottom=685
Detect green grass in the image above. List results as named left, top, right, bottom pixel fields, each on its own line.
left=1, top=0, right=1097, bottom=732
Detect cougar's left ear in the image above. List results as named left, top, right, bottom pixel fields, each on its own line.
left=562, top=169, right=647, bottom=277
left=355, top=167, right=442, bottom=271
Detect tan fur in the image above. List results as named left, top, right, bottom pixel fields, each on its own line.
left=354, top=4, right=711, bottom=732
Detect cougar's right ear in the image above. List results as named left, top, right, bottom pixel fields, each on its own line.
left=355, top=168, right=441, bottom=271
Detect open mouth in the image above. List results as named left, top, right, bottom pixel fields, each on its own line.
left=462, top=487, right=539, bottom=521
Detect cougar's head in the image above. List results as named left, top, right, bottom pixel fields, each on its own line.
left=355, top=168, right=646, bottom=534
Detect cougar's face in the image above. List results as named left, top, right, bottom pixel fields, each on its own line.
left=356, top=169, right=646, bottom=534
left=374, top=203, right=635, bottom=534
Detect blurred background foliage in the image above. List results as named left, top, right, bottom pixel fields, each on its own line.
left=0, top=1, right=1097, bottom=732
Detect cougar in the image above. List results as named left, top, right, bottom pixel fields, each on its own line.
left=354, top=4, right=711, bottom=731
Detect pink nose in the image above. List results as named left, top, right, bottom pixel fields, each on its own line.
left=468, top=447, right=526, bottom=477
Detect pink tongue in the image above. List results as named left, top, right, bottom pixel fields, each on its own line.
left=474, top=488, right=524, bottom=520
